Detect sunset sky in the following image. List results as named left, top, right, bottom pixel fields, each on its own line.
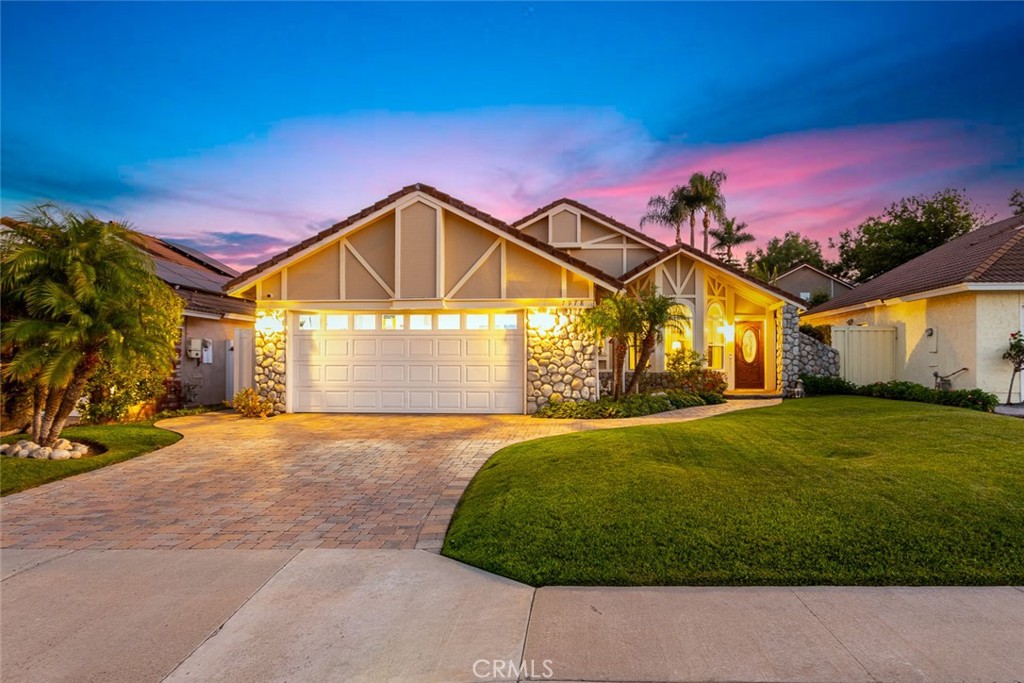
left=2, top=2, right=1022, bottom=269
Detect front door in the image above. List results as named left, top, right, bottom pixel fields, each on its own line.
left=734, top=322, right=764, bottom=390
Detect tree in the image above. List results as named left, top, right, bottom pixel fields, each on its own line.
left=1004, top=331, right=1024, bottom=406
left=640, top=185, right=692, bottom=246
left=744, top=231, right=826, bottom=278
left=624, top=286, right=690, bottom=395
left=580, top=292, right=641, bottom=400
left=830, top=189, right=992, bottom=283
left=1, top=205, right=183, bottom=446
left=687, top=170, right=728, bottom=253
left=709, top=216, right=755, bottom=264
left=807, top=289, right=831, bottom=307
left=1010, top=189, right=1024, bottom=216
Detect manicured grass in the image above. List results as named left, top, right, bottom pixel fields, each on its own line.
left=1, top=422, right=181, bottom=496
left=443, top=397, right=1024, bottom=586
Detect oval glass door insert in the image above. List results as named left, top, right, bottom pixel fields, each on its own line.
left=741, top=328, right=758, bottom=363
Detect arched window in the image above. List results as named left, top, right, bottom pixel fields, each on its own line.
left=706, top=302, right=726, bottom=369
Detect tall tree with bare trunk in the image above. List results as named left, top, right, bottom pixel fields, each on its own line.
left=1, top=205, right=182, bottom=446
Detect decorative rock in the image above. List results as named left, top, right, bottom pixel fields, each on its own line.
left=17, top=440, right=30, bottom=448
left=54, top=438, right=73, bottom=450
left=34, top=447, right=53, bottom=459
left=49, top=449, right=71, bottom=461
left=0, top=444, right=7, bottom=455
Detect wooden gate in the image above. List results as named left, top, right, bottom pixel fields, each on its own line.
left=830, top=326, right=897, bottom=385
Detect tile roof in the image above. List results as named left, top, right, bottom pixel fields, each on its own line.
left=621, top=242, right=807, bottom=307
left=808, top=213, right=1024, bottom=315
left=224, top=183, right=624, bottom=291
left=513, top=198, right=669, bottom=250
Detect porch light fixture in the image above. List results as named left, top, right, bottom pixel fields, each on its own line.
left=717, top=323, right=735, bottom=343
left=255, top=310, right=285, bottom=334
left=531, top=309, right=557, bottom=332
left=671, top=340, right=683, bottom=351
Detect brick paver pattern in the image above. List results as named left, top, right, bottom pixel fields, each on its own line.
left=1, top=401, right=777, bottom=551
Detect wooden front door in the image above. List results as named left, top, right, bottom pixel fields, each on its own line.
left=734, top=322, right=764, bottom=389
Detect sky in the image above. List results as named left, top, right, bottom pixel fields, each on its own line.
left=2, top=2, right=1023, bottom=270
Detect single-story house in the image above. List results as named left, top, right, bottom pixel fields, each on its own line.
left=223, top=184, right=807, bottom=414
left=776, top=263, right=854, bottom=303
left=803, top=213, right=1024, bottom=401
left=132, top=234, right=256, bottom=408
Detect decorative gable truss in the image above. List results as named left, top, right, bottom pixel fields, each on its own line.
left=227, top=191, right=614, bottom=308
left=516, top=204, right=663, bottom=278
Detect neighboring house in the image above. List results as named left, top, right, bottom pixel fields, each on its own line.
left=223, top=184, right=806, bottom=415
left=776, top=263, right=853, bottom=302
left=132, top=234, right=256, bottom=408
left=803, top=214, right=1024, bottom=401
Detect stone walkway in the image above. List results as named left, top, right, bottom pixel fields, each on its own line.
left=0, top=400, right=777, bottom=552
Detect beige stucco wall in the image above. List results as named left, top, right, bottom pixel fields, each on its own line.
left=807, top=291, right=1021, bottom=399
left=976, top=291, right=1023, bottom=402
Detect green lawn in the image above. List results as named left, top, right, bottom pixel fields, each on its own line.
left=443, top=397, right=1024, bottom=586
left=1, top=422, right=181, bottom=496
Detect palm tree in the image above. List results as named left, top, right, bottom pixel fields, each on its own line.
left=687, top=170, right=728, bottom=253
left=709, top=216, right=755, bottom=264
left=1, top=205, right=182, bottom=445
left=624, top=286, right=691, bottom=395
left=640, top=185, right=693, bottom=246
left=580, top=292, right=641, bottom=400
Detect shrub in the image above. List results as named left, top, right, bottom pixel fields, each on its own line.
left=80, top=358, right=169, bottom=424
left=533, top=391, right=707, bottom=419
left=799, top=324, right=832, bottom=345
left=855, top=381, right=998, bottom=412
left=696, top=391, right=727, bottom=405
left=229, top=388, right=273, bottom=418
left=666, top=350, right=728, bottom=397
left=799, top=373, right=857, bottom=396
left=666, top=349, right=705, bottom=376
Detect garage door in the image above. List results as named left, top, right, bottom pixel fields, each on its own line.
left=290, top=311, right=524, bottom=413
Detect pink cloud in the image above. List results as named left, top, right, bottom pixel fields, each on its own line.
left=94, top=110, right=1016, bottom=269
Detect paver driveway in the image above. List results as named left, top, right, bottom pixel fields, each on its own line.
left=1, top=401, right=776, bottom=551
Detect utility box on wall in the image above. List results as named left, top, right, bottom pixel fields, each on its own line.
left=186, top=338, right=214, bottom=364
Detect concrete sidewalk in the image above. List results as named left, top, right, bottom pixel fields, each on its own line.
left=2, top=549, right=1022, bottom=683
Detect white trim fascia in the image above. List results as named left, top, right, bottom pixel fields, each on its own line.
left=183, top=309, right=222, bottom=320
left=254, top=298, right=596, bottom=311
left=966, top=282, right=1024, bottom=291
left=223, top=313, right=256, bottom=322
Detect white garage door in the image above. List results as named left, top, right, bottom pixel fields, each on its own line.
left=290, top=311, right=524, bottom=413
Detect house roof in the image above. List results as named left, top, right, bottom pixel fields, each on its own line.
left=808, top=213, right=1024, bottom=315
left=1, top=216, right=253, bottom=317
left=513, top=198, right=669, bottom=250
left=621, top=242, right=807, bottom=308
left=777, top=263, right=854, bottom=289
left=224, top=183, right=625, bottom=292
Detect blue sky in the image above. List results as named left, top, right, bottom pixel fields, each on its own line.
left=2, top=2, right=1022, bottom=267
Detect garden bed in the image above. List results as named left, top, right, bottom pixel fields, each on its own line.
left=533, top=390, right=725, bottom=419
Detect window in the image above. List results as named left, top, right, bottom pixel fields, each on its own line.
left=437, top=314, right=461, bottom=330
left=297, top=314, right=320, bottom=330
left=664, top=304, right=693, bottom=361
left=800, top=292, right=811, bottom=301
left=466, top=314, right=489, bottom=330
left=493, top=313, right=518, bottom=330
left=326, top=314, right=348, bottom=330
left=409, top=314, right=432, bottom=330
left=706, top=302, right=726, bottom=370
left=381, top=314, right=404, bottom=330
left=354, top=314, right=375, bottom=330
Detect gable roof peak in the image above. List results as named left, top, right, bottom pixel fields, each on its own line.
left=513, top=197, right=668, bottom=251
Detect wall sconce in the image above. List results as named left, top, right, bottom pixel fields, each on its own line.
left=717, top=323, right=735, bottom=343
left=670, top=340, right=682, bottom=351
left=925, top=328, right=934, bottom=337
left=255, top=310, right=285, bottom=334
left=530, top=309, right=557, bottom=332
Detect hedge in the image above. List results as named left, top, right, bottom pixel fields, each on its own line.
left=799, top=374, right=998, bottom=412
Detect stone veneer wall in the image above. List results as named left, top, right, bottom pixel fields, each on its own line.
left=776, top=303, right=802, bottom=396
left=255, top=311, right=287, bottom=415
left=796, top=332, right=840, bottom=379
left=526, top=309, right=598, bottom=414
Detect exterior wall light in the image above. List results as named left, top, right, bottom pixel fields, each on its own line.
left=717, top=323, right=735, bottom=343
left=255, top=310, right=285, bottom=334
left=530, top=309, right=557, bottom=332
left=671, top=340, right=683, bottom=351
